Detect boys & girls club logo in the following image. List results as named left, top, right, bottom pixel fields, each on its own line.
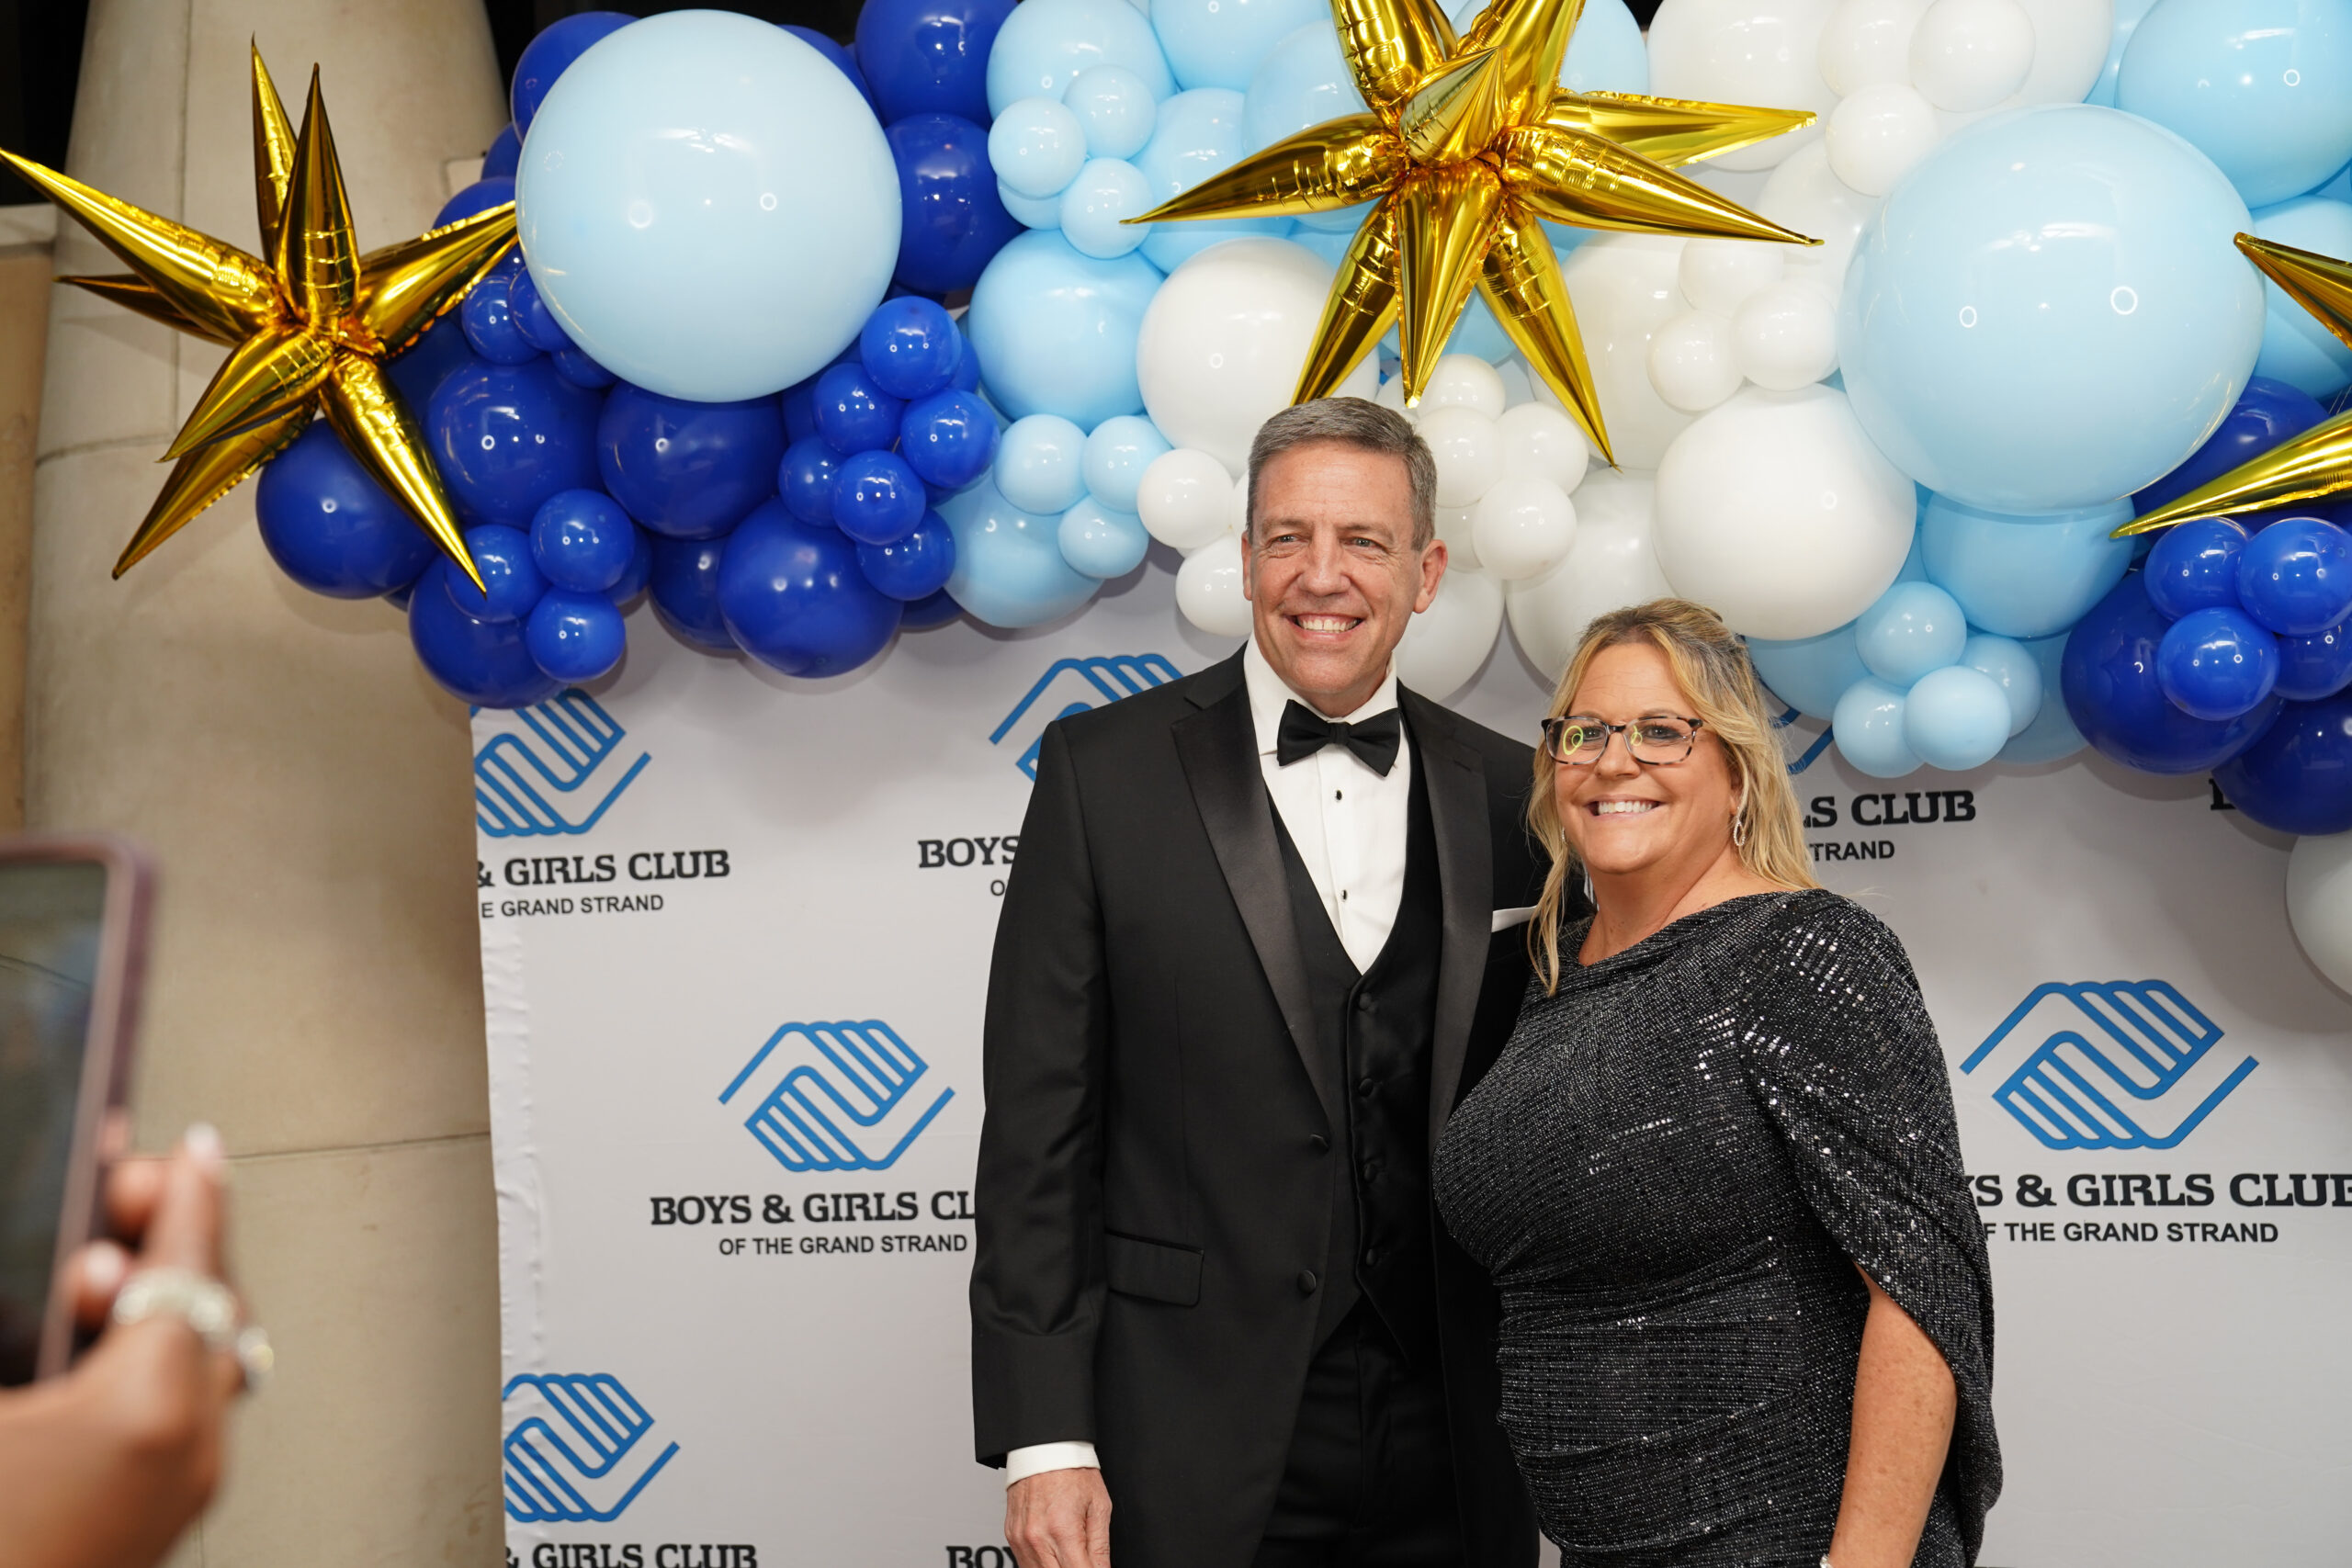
left=476, top=690, right=650, bottom=838
left=503, top=1371, right=679, bottom=1523
left=990, top=654, right=1182, bottom=778
left=1962, top=980, right=2257, bottom=1150
left=719, top=1020, right=952, bottom=1172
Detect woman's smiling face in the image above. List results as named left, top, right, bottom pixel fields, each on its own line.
left=1554, top=640, right=1745, bottom=884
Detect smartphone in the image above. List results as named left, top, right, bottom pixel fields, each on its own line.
left=0, top=838, right=154, bottom=1385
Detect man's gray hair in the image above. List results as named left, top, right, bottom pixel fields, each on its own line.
left=1245, top=397, right=1439, bottom=549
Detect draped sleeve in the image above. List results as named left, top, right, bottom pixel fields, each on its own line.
left=1732, top=890, right=2002, bottom=1562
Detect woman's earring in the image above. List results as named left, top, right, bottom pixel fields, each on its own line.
left=1581, top=866, right=1594, bottom=901
left=1731, top=805, right=1749, bottom=849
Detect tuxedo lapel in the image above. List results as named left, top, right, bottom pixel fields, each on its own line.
left=1401, top=688, right=1494, bottom=1151
left=1173, top=654, right=1338, bottom=1133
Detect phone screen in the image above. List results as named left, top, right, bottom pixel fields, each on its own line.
left=0, top=861, right=110, bottom=1386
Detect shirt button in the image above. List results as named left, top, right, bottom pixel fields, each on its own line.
left=1356, top=1077, right=1377, bottom=1100
left=1363, top=1247, right=1381, bottom=1267
left=1354, top=993, right=1374, bottom=1013
left=1309, top=1135, right=1329, bottom=1155
left=1296, top=1270, right=1319, bottom=1295
left=1361, top=1158, right=1382, bottom=1179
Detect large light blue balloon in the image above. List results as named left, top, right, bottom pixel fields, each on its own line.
left=2086, top=0, right=2165, bottom=107
left=1445, top=0, right=1646, bottom=92
left=2118, top=0, right=2352, bottom=209
left=940, top=477, right=1102, bottom=626
left=1839, top=106, right=2263, bottom=513
left=988, top=0, right=1177, bottom=116
left=516, top=13, right=900, bottom=402
left=1244, top=21, right=1368, bottom=152
left=1918, top=494, right=2135, bottom=639
left=1136, top=88, right=1295, bottom=271
left=2250, top=196, right=2352, bottom=397
left=1997, top=631, right=2087, bottom=763
left=1748, top=624, right=1870, bottom=721
left=965, top=230, right=1163, bottom=426
left=1154, top=0, right=1327, bottom=91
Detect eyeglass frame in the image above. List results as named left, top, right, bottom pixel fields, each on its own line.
left=1539, top=714, right=1710, bottom=767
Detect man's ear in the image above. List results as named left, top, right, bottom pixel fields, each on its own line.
left=1238, top=526, right=1254, bottom=603
left=1413, top=536, right=1448, bottom=614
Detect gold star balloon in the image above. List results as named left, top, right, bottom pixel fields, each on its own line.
left=1129, top=0, right=1820, bottom=464
left=2120, top=232, right=2352, bottom=538
left=1, top=46, right=517, bottom=586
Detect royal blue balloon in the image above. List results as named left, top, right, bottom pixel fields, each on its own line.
left=2117, top=0, right=2352, bottom=210
left=2249, top=197, right=2352, bottom=398
left=854, top=0, right=1012, bottom=122
left=859, top=296, right=961, bottom=399
left=1057, top=496, right=1149, bottom=578
left=1080, top=413, right=1171, bottom=513
left=526, top=589, right=628, bottom=683
left=2278, top=619, right=2352, bottom=699
left=899, top=389, right=1001, bottom=488
left=964, top=230, right=1160, bottom=425
left=1903, top=665, right=2012, bottom=772
left=410, top=558, right=560, bottom=708
left=2157, top=604, right=2281, bottom=720
left=610, top=525, right=654, bottom=604
left=1855, top=581, right=1969, bottom=687
left=1918, top=494, right=2135, bottom=640
left=2062, top=570, right=2283, bottom=773
left=531, top=489, right=637, bottom=592
left=551, top=348, right=616, bottom=389
left=718, top=500, right=903, bottom=675
left=508, top=266, right=574, bottom=355
left=939, top=478, right=1099, bottom=626
left=781, top=380, right=820, bottom=445
left=1998, top=631, right=2088, bottom=764
left=434, top=176, right=514, bottom=228
left=2145, top=516, right=2250, bottom=618
left=461, top=269, right=540, bottom=365
left=386, top=313, right=473, bottom=413
left=813, top=361, right=907, bottom=454
left=428, top=357, right=604, bottom=527
left=648, top=536, right=735, bottom=650
left=1135, top=89, right=1291, bottom=271
left=780, top=437, right=846, bottom=525
left=445, top=524, right=547, bottom=622
left=254, top=423, right=438, bottom=598
left=857, top=510, right=958, bottom=599
left=833, top=448, right=928, bottom=545
left=986, top=0, right=1176, bottom=115
left=2135, top=376, right=2328, bottom=528
left=512, top=12, right=635, bottom=135
left=482, top=123, right=522, bottom=180
left=951, top=328, right=982, bottom=391
left=1747, top=624, right=1870, bottom=721
left=2238, top=515, right=2352, bottom=635
left=595, top=383, right=784, bottom=540
left=2213, top=691, right=2352, bottom=835
left=888, top=113, right=1023, bottom=296
left=1840, top=106, right=2263, bottom=513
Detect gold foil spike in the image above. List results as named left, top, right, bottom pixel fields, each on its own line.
left=321, top=354, right=483, bottom=591
left=281, top=71, right=363, bottom=327
left=2238, top=233, right=2352, bottom=355
left=1479, top=202, right=1611, bottom=466
left=1128, top=118, right=1403, bottom=223
left=2118, top=409, right=2352, bottom=536
left=1454, top=0, right=1585, bottom=129
left=1295, top=197, right=1404, bottom=402
left=114, top=408, right=311, bottom=578
left=1399, top=49, right=1507, bottom=167
left=1332, top=0, right=1461, bottom=120
left=1396, top=162, right=1504, bottom=401
left=164, top=321, right=337, bottom=460
left=251, top=42, right=298, bottom=254
left=59, top=273, right=221, bottom=342
left=1543, top=90, right=1819, bottom=169
left=356, top=204, right=519, bottom=356
left=1499, top=124, right=1818, bottom=245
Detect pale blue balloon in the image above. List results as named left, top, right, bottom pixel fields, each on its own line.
left=1748, top=624, right=1870, bottom=721
left=1000, top=181, right=1064, bottom=228
left=1058, top=496, right=1152, bottom=576
left=1918, top=493, right=2135, bottom=639
left=988, top=0, right=1177, bottom=117
left=1154, top=0, right=1326, bottom=91
left=965, top=231, right=1163, bottom=425
left=2086, top=0, right=2164, bottom=107
left=2118, top=0, right=2352, bottom=209
left=1289, top=226, right=1358, bottom=267
left=1445, top=0, right=1646, bottom=91
left=2250, top=196, right=2352, bottom=397
left=1244, top=21, right=1368, bottom=151
left=1960, top=632, right=2043, bottom=735
left=1066, top=65, right=1158, bottom=159
left=1380, top=288, right=1516, bottom=363
left=1905, top=666, right=2012, bottom=772
left=990, top=96, right=1089, bottom=199
left=1832, top=678, right=1921, bottom=778
left=1997, top=631, right=2088, bottom=763
left=996, top=414, right=1091, bottom=513
left=1061, top=158, right=1154, bottom=258
left=1838, top=106, right=2263, bottom=513
left=941, top=477, right=1102, bottom=626
left=1136, top=88, right=1294, bottom=271
left=516, top=13, right=899, bottom=401
left=1081, top=414, right=1172, bottom=512
left=1856, top=581, right=1969, bottom=686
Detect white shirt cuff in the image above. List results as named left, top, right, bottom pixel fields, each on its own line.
left=1004, top=1441, right=1102, bottom=1487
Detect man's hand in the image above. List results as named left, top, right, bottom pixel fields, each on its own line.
left=1005, top=1466, right=1112, bottom=1568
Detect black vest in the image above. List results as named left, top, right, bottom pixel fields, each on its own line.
left=1269, top=734, right=1444, bottom=1358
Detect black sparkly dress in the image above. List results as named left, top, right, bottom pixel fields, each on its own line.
left=1433, top=890, right=1999, bottom=1568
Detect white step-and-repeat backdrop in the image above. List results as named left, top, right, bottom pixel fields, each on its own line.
left=474, top=566, right=2352, bottom=1568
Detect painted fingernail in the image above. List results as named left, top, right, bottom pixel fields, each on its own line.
left=84, top=1240, right=127, bottom=1294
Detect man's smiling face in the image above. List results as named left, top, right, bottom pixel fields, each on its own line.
left=1242, top=439, right=1447, bottom=718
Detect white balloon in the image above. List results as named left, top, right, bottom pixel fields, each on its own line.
left=1375, top=373, right=1413, bottom=418
left=1555, top=235, right=1695, bottom=469
left=1678, top=236, right=1786, bottom=316
left=1506, top=470, right=1676, bottom=681
left=1647, top=309, right=1744, bottom=412
left=1418, top=406, right=1505, bottom=507
left=1909, top=0, right=2035, bottom=113
left=1419, top=355, right=1509, bottom=419
left=1434, top=503, right=1481, bottom=570
left=2011, top=0, right=2111, bottom=105
left=2288, top=830, right=2352, bottom=995
left=1136, top=238, right=1380, bottom=473
left=1646, top=0, right=1843, bottom=170
left=1651, top=384, right=1916, bottom=639
left=1754, top=141, right=1881, bottom=300
left=1136, top=447, right=1236, bottom=550
left=1730, top=280, right=1840, bottom=389
left=1175, top=532, right=1254, bottom=637
left=1473, top=476, right=1580, bottom=581
left=1817, top=0, right=1929, bottom=95
left=1499, top=402, right=1591, bottom=493
left=1394, top=568, right=1507, bottom=700
left=1825, top=82, right=1943, bottom=197
left=1495, top=357, right=1535, bottom=408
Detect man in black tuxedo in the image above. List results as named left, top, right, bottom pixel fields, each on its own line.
left=971, top=398, right=1565, bottom=1568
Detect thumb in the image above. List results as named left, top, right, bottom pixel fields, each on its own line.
left=139, top=1124, right=227, bottom=1278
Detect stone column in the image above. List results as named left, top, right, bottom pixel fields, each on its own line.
left=27, top=3, right=507, bottom=1562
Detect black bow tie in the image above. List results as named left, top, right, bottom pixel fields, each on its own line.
left=1275, top=701, right=1403, bottom=775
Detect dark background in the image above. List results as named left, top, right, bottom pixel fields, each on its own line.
left=0, top=0, right=1668, bottom=206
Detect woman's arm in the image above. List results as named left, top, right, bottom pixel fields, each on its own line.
left=1826, top=1269, right=1957, bottom=1568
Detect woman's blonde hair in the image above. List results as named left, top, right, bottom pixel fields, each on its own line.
left=1527, top=598, right=1818, bottom=993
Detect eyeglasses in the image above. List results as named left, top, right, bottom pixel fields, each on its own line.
left=1540, top=714, right=1707, bottom=766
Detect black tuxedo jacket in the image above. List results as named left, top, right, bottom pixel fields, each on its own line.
left=970, top=649, right=1555, bottom=1568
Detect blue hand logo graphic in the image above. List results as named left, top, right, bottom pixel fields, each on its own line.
left=502, top=1372, right=679, bottom=1523
left=718, top=1020, right=953, bottom=1172
left=475, top=690, right=651, bottom=838
left=1962, top=981, right=2257, bottom=1150
left=991, top=655, right=1183, bottom=779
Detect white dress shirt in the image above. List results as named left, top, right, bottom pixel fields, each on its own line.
left=1004, top=644, right=1416, bottom=1487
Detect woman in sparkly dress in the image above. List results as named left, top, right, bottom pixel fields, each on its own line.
left=1433, top=601, right=1999, bottom=1568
